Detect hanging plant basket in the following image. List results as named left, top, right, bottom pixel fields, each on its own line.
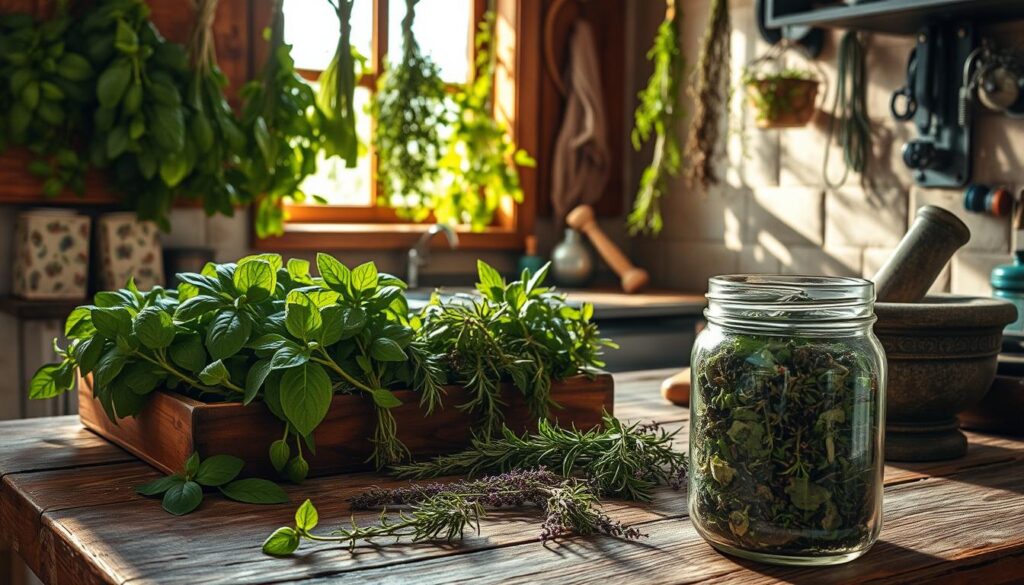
left=743, top=42, right=821, bottom=129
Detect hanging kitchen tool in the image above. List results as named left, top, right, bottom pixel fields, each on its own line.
left=890, top=23, right=977, bottom=188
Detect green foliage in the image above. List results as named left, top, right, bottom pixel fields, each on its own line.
left=264, top=468, right=648, bottom=556
left=316, top=0, right=359, bottom=166
left=136, top=451, right=287, bottom=515
left=415, top=261, right=615, bottom=433
left=0, top=3, right=93, bottom=197
left=31, top=254, right=612, bottom=472
left=629, top=0, right=685, bottom=236
left=239, top=2, right=324, bottom=238
left=691, top=335, right=879, bottom=555
left=393, top=414, right=686, bottom=502
left=435, top=12, right=534, bottom=230
left=371, top=0, right=450, bottom=222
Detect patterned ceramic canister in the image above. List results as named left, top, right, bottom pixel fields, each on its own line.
left=97, top=212, right=165, bottom=291
left=13, top=209, right=91, bottom=300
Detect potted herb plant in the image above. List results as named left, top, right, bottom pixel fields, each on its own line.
left=742, top=43, right=820, bottom=129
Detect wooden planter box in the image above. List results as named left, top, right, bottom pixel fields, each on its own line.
left=78, top=373, right=614, bottom=477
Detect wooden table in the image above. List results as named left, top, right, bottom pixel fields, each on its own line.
left=2, top=369, right=1023, bottom=584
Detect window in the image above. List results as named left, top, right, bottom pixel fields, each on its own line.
left=253, top=0, right=538, bottom=251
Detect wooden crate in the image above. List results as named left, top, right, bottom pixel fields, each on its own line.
left=78, top=373, right=614, bottom=477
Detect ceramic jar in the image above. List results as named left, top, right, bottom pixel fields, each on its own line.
left=13, top=210, right=90, bottom=300
left=96, top=212, right=164, bottom=291
left=551, top=228, right=593, bottom=287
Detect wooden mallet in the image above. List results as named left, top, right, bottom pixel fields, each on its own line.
left=566, top=205, right=649, bottom=293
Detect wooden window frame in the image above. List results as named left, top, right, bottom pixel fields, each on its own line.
left=252, top=0, right=539, bottom=252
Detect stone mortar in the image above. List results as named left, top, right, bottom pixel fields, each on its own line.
left=874, top=294, right=1016, bottom=462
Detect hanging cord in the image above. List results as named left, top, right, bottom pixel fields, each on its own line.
left=823, top=31, right=870, bottom=189
left=189, top=0, right=219, bottom=76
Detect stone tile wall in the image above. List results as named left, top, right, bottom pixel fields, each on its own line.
left=634, top=0, right=1024, bottom=297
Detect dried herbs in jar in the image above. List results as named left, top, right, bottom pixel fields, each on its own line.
left=689, top=276, right=886, bottom=566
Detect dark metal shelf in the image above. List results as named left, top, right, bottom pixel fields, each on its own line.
left=768, top=0, right=1024, bottom=36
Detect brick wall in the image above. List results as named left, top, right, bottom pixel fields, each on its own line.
left=632, top=0, right=1024, bottom=296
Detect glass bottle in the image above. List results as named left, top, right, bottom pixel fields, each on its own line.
left=689, top=275, right=886, bottom=566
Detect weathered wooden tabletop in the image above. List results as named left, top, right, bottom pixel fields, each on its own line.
left=2, top=369, right=1023, bottom=584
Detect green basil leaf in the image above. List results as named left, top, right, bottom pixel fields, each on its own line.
left=195, top=454, right=244, bottom=487
left=184, top=452, right=201, bottom=477
left=114, top=19, right=138, bottom=53
left=134, top=307, right=175, bottom=349
left=269, top=439, right=290, bottom=472
left=250, top=334, right=288, bottom=352
left=294, top=499, right=318, bottom=531
left=169, top=335, right=206, bottom=373
left=162, top=480, right=203, bottom=516
left=122, top=362, right=160, bottom=395
left=350, top=262, right=379, bottom=294
left=175, top=294, right=225, bottom=321
left=57, top=53, right=93, bottom=81
left=286, top=456, right=309, bottom=483
left=285, top=293, right=321, bottom=342
left=238, top=253, right=283, bottom=273
left=176, top=273, right=221, bottom=296
left=316, top=253, right=350, bottom=294
left=91, top=307, right=132, bottom=338
left=369, top=338, right=407, bottom=362
left=94, top=348, right=126, bottom=386
left=339, top=306, right=367, bottom=340
left=136, top=474, right=184, bottom=497
left=369, top=387, right=402, bottom=409
left=29, top=363, right=71, bottom=399
left=220, top=478, right=289, bottom=504
left=287, top=258, right=311, bottom=283
left=76, top=336, right=107, bottom=374
left=262, top=527, right=300, bottom=556
left=206, top=309, right=252, bottom=360
left=245, top=358, right=272, bottom=405
left=111, top=380, right=147, bottom=417
left=270, top=342, right=308, bottom=370
left=234, top=258, right=276, bottom=302
left=64, top=306, right=94, bottom=337
left=198, top=359, right=230, bottom=386
left=280, top=362, right=332, bottom=437
left=318, top=305, right=344, bottom=346
left=96, top=58, right=131, bottom=108
left=476, top=260, right=505, bottom=300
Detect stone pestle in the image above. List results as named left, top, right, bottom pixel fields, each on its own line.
left=872, top=205, right=971, bottom=302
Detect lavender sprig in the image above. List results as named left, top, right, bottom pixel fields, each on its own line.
left=263, top=469, right=645, bottom=556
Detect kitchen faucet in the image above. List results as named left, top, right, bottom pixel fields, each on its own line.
left=407, top=224, right=459, bottom=289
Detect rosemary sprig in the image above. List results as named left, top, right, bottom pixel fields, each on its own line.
left=391, top=414, right=687, bottom=502
left=262, top=469, right=643, bottom=556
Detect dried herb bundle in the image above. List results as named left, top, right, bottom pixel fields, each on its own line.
left=392, top=414, right=686, bottom=501
left=628, top=0, right=685, bottom=236
left=317, top=0, right=359, bottom=166
left=684, top=0, right=730, bottom=189
left=262, top=469, right=644, bottom=556
left=372, top=0, right=450, bottom=221
left=691, top=335, right=880, bottom=556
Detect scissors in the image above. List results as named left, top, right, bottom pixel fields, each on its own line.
left=891, top=47, right=919, bottom=121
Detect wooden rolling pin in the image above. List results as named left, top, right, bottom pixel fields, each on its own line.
left=566, top=205, right=649, bottom=293
left=873, top=205, right=970, bottom=302
left=661, top=368, right=690, bottom=406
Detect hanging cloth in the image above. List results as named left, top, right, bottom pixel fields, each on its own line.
left=550, top=21, right=609, bottom=225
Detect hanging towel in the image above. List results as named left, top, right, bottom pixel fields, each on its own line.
left=551, top=21, right=609, bottom=225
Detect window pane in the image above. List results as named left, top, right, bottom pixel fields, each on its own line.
left=299, top=87, right=373, bottom=206
left=284, top=0, right=372, bottom=71
left=388, top=0, right=472, bottom=83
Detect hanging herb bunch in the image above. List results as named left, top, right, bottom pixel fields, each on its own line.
left=239, top=0, right=324, bottom=238
left=78, top=0, right=192, bottom=230
left=439, top=11, right=535, bottom=231
left=684, top=0, right=730, bottom=190
left=0, top=2, right=94, bottom=198
left=371, top=0, right=450, bottom=222
left=317, top=0, right=359, bottom=166
left=628, top=0, right=684, bottom=236
left=182, top=0, right=248, bottom=217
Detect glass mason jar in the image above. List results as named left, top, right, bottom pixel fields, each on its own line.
left=689, top=275, right=886, bottom=566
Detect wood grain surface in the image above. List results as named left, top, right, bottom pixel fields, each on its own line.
left=2, top=368, right=1023, bottom=585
